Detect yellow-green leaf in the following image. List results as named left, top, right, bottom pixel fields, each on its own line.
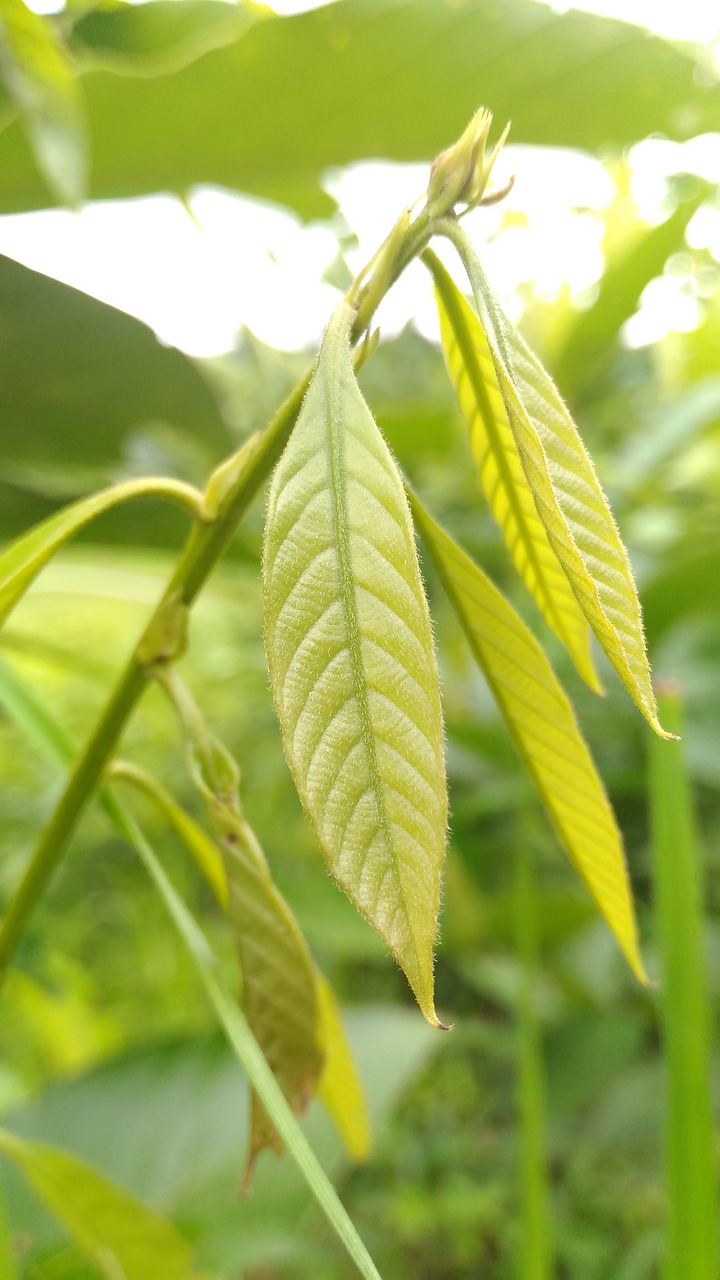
left=409, top=491, right=647, bottom=984
left=263, top=302, right=448, bottom=1026
left=317, top=971, right=371, bottom=1161
left=0, top=0, right=86, bottom=205
left=0, top=477, right=202, bottom=631
left=0, top=1128, right=203, bottom=1280
left=442, top=224, right=668, bottom=738
left=426, top=249, right=600, bottom=693
left=111, top=762, right=324, bottom=1180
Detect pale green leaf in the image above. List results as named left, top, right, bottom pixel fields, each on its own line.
left=0, top=1128, right=203, bottom=1280
left=111, top=762, right=324, bottom=1181
left=0, top=0, right=86, bottom=204
left=442, top=223, right=668, bottom=737
left=0, top=476, right=202, bottom=630
left=317, top=971, right=371, bottom=1161
left=409, top=491, right=647, bottom=984
left=426, top=249, right=600, bottom=693
left=263, top=301, right=448, bottom=1026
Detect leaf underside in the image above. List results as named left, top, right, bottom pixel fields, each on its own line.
left=410, top=493, right=647, bottom=984
left=428, top=251, right=600, bottom=693
left=449, top=231, right=667, bottom=737
left=263, top=303, right=448, bottom=1026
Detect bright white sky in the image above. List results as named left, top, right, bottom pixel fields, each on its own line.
left=3, top=0, right=720, bottom=358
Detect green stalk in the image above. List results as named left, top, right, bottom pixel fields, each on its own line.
left=650, top=688, right=718, bottom=1280
left=515, top=837, right=553, bottom=1280
left=0, top=373, right=309, bottom=980
left=0, top=658, right=383, bottom=1280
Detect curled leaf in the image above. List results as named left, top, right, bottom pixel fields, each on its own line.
left=409, top=491, right=647, bottom=984
left=426, top=249, right=600, bottom=692
left=263, top=302, right=448, bottom=1026
left=441, top=222, right=669, bottom=738
left=0, top=477, right=202, bottom=631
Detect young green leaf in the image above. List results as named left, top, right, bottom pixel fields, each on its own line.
left=0, top=0, right=87, bottom=205
left=0, top=476, right=203, bottom=631
left=426, top=249, right=600, bottom=693
left=439, top=221, right=668, bottom=738
left=263, top=302, right=448, bottom=1026
left=317, top=971, right=371, bottom=1161
left=409, top=491, right=647, bottom=984
left=111, top=762, right=324, bottom=1182
left=0, top=1129, right=202, bottom=1280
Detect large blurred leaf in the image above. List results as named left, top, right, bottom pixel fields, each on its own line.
left=555, top=188, right=709, bottom=398
left=0, top=254, right=231, bottom=541
left=0, top=1128, right=202, bottom=1280
left=0, top=0, right=717, bottom=214
left=0, top=0, right=86, bottom=204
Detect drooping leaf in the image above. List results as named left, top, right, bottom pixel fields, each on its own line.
left=317, top=972, right=371, bottom=1161
left=263, top=301, right=448, bottom=1026
left=0, top=476, right=201, bottom=630
left=409, top=491, right=647, bottom=983
left=0, top=1128, right=202, bottom=1280
left=0, top=0, right=86, bottom=204
left=426, top=249, right=600, bottom=692
left=0, top=0, right=716, bottom=216
left=111, top=762, right=325, bottom=1181
left=444, top=225, right=668, bottom=737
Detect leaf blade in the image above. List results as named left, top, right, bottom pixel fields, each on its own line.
left=409, top=491, right=647, bottom=983
left=0, top=476, right=201, bottom=630
left=426, top=249, right=600, bottom=692
left=317, top=971, right=372, bottom=1161
left=443, top=224, right=668, bottom=737
left=263, top=303, right=448, bottom=1025
left=0, top=1129, right=202, bottom=1280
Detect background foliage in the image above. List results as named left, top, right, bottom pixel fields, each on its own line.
left=0, top=0, right=719, bottom=1276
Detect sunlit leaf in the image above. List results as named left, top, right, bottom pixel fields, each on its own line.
left=427, top=249, right=600, bottom=692
left=263, top=302, right=448, bottom=1026
left=317, top=971, right=371, bottom=1161
left=409, top=491, right=647, bottom=983
left=0, top=0, right=86, bottom=204
left=0, top=477, right=201, bottom=630
left=0, top=1128, right=203, bottom=1280
left=445, top=226, right=668, bottom=737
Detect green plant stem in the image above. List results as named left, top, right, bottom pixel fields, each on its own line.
left=515, top=837, right=552, bottom=1280
left=0, top=372, right=309, bottom=981
left=651, top=688, right=717, bottom=1280
left=0, top=658, right=383, bottom=1280
left=0, top=196, right=442, bottom=982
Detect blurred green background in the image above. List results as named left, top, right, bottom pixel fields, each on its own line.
left=0, top=0, right=719, bottom=1276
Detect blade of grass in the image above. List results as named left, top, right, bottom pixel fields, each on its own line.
left=515, top=835, right=553, bottom=1280
left=650, top=686, right=718, bottom=1280
left=0, top=657, right=383, bottom=1280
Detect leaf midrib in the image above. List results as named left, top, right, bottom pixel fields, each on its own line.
left=323, top=346, right=406, bottom=929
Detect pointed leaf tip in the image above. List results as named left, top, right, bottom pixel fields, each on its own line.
left=263, top=302, right=448, bottom=1021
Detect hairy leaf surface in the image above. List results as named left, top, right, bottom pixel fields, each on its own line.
left=446, top=227, right=667, bottom=737
left=0, top=1128, right=201, bottom=1279
left=427, top=250, right=599, bottom=692
left=409, top=493, right=646, bottom=983
left=0, top=477, right=201, bottom=630
left=112, top=763, right=324, bottom=1179
left=263, top=302, right=447, bottom=1025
